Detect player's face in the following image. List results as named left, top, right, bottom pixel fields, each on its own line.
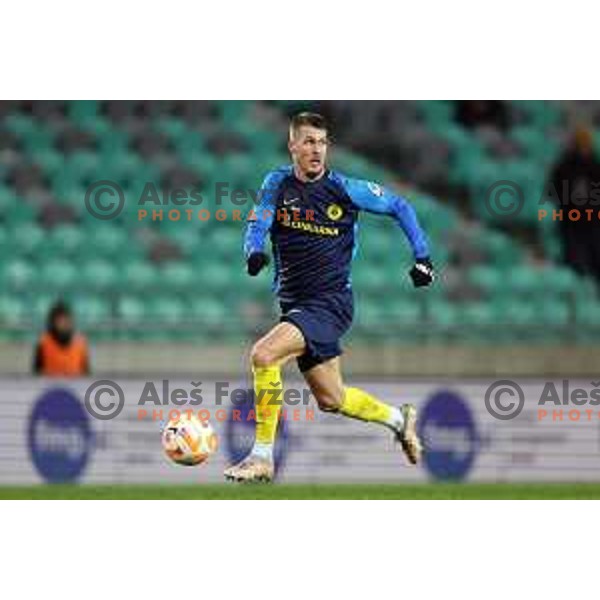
left=289, top=126, right=328, bottom=180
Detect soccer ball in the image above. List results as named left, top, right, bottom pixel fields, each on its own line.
left=162, top=414, right=218, bottom=466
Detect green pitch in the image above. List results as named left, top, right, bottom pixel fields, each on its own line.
left=2, top=483, right=600, bottom=499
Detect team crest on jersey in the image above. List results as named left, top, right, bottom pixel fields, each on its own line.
left=326, top=203, right=344, bottom=221
left=367, top=182, right=383, bottom=197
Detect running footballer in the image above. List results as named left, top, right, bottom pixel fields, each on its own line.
left=224, top=112, right=434, bottom=483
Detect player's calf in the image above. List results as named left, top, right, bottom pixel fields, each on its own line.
left=397, top=404, right=422, bottom=465
left=313, top=390, right=343, bottom=412
left=338, top=387, right=422, bottom=466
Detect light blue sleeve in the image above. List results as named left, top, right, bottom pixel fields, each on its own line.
left=243, top=168, right=286, bottom=258
left=338, top=174, right=430, bottom=259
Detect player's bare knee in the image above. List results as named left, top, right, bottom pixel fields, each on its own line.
left=250, top=344, right=276, bottom=369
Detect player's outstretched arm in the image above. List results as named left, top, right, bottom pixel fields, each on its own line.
left=340, top=175, right=434, bottom=287
left=244, top=169, right=283, bottom=276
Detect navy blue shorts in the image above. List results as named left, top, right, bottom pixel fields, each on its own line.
left=279, top=291, right=354, bottom=373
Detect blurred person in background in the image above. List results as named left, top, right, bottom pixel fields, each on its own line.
left=32, top=301, right=91, bottom=377
left=548, top=127, right=600, bottom=283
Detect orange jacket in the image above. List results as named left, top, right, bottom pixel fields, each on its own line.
left=34, top=332, right=90, bottom=377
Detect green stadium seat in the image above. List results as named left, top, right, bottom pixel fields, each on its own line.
left=180, top=150, right=218, bottom=181
left=221, top=153, right=255, bottom=188
left=160, top=262, right=196, bottom=290
left=436, top=123, right=473, bottom=152
left=29, top=294, right=61, bottom=325
left=359, top=227, right=395, bottom=262
left=479, top=229, right=523, bottom=268
left=538, top=217, right=563, bottom=262
left=188, top=297, right=229, bottom=326
left=30, top=148, right=64, bottom=177
left=450, top=143, right=486, bottom=186
left=41, top=260, right=79, bottom=291
left=68, top=101, right=99, bottom=123
left=97, top=149, right=144, bottom=182
left=528, top=298, right=572, bottom=341
left=148, top=296, right=186, bottom=323
left=155, top=117, right=189, bottom=140
left=80, top=116, right=114, bottom=138
left=117, top=295, right=147, bottom=324
left=427, top=299, right=459, bottom=324
left=575, top=299, right=600, bottom=334
left=219, top=101, right=251, bottom=122
left=546, top=267, right=578, bottom=298
left=4, top=114, right=38, bottom=136
left=5, top=202, right=37, bottom=225
left=9, top=223, right=45, bottom=257
left=0, top=295, right=27, bottom=326
left=0, top=186, right=17, bottom=217
left=73, top=295, right=111, bottom=327
left=469, top=265, right=504, bottom=297
left=49, top=181, right=84, bottom=208
left=63, top=152, right=100, bottom=185
left=494, top=297, right=535, bottom=324
left=458, top=302, right=497, bottom=341
left=1, top=259, right=36, bottom=290
left=173, top=130, right=206, bottom=156
left=418, top=101, right=455, bottom=130
left=194, top=263, right=236, bottom=292
left=515, top=100, right=563, bottom=130
left=87, top=225, right=130, bottom=258
left=0, top=226, right=8, bottom=256
left=81, top=259, right=119, bottom=290
left=352, top=266, right=391, bottom=294
left=355, top=301, right=386, bottom=329
left=511, top=127, right=547, bottom=158
left=382, top=298, right=421, bottom=322
left=535, top=299, right=571, bottom=325
left=427, top=300, right=460, bottom=340
left=122, top=261, right=161, bottom=290
left=209, top=228, right=243, bottom=259
left=46, top=225, right=85, bottom=257
left=97, top=131, right=130, bottom=157
left=22, top=127, right=56, bottom=153
left=504, top=265, right=546, bottom=296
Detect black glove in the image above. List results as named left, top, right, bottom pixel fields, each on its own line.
left=247, top=252, right=269, bottom=276
left=409, top=258, right=434, bottom=287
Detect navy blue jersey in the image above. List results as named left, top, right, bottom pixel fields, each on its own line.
left=244, top=165, right=430, bottom=303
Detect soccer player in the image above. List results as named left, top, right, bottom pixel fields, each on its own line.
left=224, top=112, right=434, bottom=483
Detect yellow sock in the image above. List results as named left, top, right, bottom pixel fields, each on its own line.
left=339, top=387, right=403, bottom=431
left=253, top=365, right=283, bottom=447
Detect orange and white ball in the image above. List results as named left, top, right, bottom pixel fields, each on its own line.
left=162, top=414, right=218, bottom=466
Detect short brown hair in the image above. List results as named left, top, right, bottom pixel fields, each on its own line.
left=290, top=112, right=327, bottom=135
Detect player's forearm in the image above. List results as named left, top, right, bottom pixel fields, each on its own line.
left=391, top=196, right=430, bottom=259
left=243, top=222, right=268, bottom=258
